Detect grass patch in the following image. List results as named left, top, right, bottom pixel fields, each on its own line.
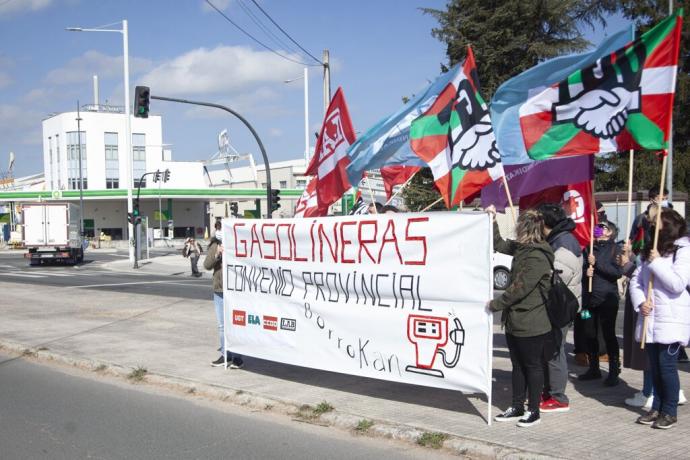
left=354, top=419, right=374, bottom=434
left=235, top=389, right=244, bottom=395
left=416, top=432, right=448, bottom=449
left=22, top=349, right=35, bottom=357
left=313, top=401, right=334, bottom=415
left=127, top=366, right=147, bottom=382
left=95, top=364, right=107, bottom=372
left=264, top=404, right=273, bottom=411
left=37, top=346, right=49, bottom=351
left=187, top=387, right=196, bottom=394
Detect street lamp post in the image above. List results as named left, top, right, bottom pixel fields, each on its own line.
left=67, top=20, right=134, bottom=263
left=76, top=101, right=84, bottom=238
left=284, top=68, right=310, bottom=165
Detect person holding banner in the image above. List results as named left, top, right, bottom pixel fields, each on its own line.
left=630, top=208, right=690, bottom=429
left=204, top=221, right=244, bottom=369
left=487, top=206, right=554, bottom=428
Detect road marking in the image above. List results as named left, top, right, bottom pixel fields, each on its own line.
left=66, top=280, right=205, bottom=289
left=0, top=272, right=44, bottom=278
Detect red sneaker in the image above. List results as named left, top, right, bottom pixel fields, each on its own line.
left=540, top=397, right=570, bottom=413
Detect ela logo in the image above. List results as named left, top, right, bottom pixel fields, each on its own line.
left=232, top=310, right=246, bottom=326
left=280, top=318, right=296, bottom=332
left=248, top=314, right=261, bottom=326
left=263, top=316, right=278, bottom=331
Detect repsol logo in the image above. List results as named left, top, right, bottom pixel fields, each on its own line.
left=280, top=318, right=296, bottom=332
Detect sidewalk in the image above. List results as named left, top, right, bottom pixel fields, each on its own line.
left=1, top=257, right=688, bottom=459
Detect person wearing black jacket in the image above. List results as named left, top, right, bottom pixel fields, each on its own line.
left=579, top=220, right=624, bottom=385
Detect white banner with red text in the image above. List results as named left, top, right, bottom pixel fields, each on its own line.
left=222, top=211, right=493, bottom=395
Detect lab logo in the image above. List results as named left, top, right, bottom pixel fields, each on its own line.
left=405, top=314, right=465, bottom=379
left=248, top=314, right=261, bottom=326
left=280, top=318, right=296, bottom=332
left=263, top=315, right=278, bottom=331
left=232, top=310, right=246, bottom=326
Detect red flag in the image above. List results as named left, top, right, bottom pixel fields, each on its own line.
left=305, top=87, right=356, bottom=209
left=294, top=177, right=327, bottom=218
left=519, top=180, right=597, bottom=249
left=380, top=165, right=421, bottom=200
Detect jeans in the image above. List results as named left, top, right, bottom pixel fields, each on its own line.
left=545, top=325, right=570, bottom=403
left=506, top=332, right=549, bottom=413
left=190, top=254, right=200, bottom=274
left=647, top=343, right=681, bottom=417
left=213, top=292, right=225, bottom=352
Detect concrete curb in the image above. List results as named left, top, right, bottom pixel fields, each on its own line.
left=0, top=340, right=560, bottom=460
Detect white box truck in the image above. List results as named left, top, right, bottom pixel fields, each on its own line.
left=23, top=203, right=84, bottom=265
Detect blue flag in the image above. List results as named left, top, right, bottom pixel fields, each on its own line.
left=491, top=26, right=632, bottom=165
left=345, top=66, right=461, bottom=185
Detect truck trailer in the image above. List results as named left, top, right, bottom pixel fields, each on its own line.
left=23, top=203, right=83, bottom=265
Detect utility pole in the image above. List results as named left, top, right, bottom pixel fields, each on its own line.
left=322, top=49, right=331, bottom=114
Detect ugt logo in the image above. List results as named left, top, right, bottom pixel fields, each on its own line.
left=232, top=310, right=246, bottom=326
left=248, top=314, right=261, bottom=326
left=319, top=109, right=345, bottom=161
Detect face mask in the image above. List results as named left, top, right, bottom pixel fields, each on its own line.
left=660, top=200, right=670, bottom=208
left=215, top=230, right=223, bottom=242
left=593, top=226, right=605, bottom=238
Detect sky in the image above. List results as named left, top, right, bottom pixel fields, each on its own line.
left=0, top=0, right=630, bottom=178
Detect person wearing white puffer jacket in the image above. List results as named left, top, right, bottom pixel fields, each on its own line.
left=630, top=208, right=690, bottom=430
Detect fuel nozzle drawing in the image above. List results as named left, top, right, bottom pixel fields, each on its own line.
left=405, top=314, right=465, bottom=379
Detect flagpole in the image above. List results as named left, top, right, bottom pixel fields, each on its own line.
left=365, top=175, right=378, bottom=214
left=421, top=197, right=443, bottom=212
left=500, top=175, right=517, bottom=225
left=384, top=170, right=419, bottom=206
left=625, top=149, right=635, bottom=241
left=641, top=153, right=669, bottom=349
left=588, top=179, right=596, bottom=293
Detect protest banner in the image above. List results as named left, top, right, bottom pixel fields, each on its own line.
left=221, top=212, right=494, bottom=416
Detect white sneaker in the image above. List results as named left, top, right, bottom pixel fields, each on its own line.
left=625, top=391, right=653, bottom=410
left=679, top=389, right=687, bottom=405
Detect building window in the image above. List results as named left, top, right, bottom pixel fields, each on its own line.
left=55, top=134, right=61, bottom=189
left=296, top=179, right=307, bottom=189
left=132, top=133, right=146, bottom=188
left=105, top=132, right=119, bottom=189
left=66, top=131, right=87, bottom=190
left=279, top=180, right=287, bottom=188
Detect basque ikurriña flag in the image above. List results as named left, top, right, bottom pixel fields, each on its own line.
left=410, top=46, right=504, bottom=207
left=294, top=177, right=327, bottom=218
left=519, top=10, right=683, bottom=160
left=305, top=87, right=356, bottom=209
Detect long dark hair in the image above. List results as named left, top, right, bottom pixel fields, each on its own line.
left=643, top=208, right=687, bottom=260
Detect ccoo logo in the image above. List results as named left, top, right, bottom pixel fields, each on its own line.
left=263, top=315, right=278, bottom=331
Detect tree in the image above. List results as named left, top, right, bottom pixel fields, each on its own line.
left=422, top=0, right=619, bottom=99
left=401, top=168, right=445, bottom=211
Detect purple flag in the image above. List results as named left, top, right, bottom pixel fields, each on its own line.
left=480, top=156, right=593, bottom=211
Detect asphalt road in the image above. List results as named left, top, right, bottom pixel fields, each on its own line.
left=0, top=249, right=210, bottom=300
left=0, top=353, right=455, bottom=460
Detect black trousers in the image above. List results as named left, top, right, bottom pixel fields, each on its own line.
left=506, top=332, right=550, bottom=413
left=585, top=296, right=619, bottom=362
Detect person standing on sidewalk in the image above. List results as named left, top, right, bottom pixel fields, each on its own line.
left=204, top=221, right=244, bottom=369
left=579, top=220, right=623, bottom=385
left=183, top=237, right=203, bottom=277
left=631, top=208, right=690, bottom=429
left=487, top=206, right=553, bottom=428
left=538, top=203, right=582, bottom=413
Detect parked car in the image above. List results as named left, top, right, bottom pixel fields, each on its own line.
left=492, top=252, right=513, bottom=290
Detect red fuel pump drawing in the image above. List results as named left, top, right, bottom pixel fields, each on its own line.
left=405, top=314, right=465, bottom=378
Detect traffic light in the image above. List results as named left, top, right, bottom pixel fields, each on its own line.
left=127, top=212, right=134, bottom=224
left=134, top=86, right=150, bottom=118
left=133, top=199, right=140, bottom=219
left=163, top=169, right=171, bottom=182
left=230, top=202, right=239, bottom=217
left=270, top=188, right=281, bottom=213
left=153, top=170, right=161, bottom=183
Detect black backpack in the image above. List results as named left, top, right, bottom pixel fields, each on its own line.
left=538, top=252, right=579, bottom=329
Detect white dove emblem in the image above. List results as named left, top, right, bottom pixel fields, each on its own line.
left=554, top=86, right=641, bottom=139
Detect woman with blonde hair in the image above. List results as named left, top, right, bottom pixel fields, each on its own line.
left=486, top=206, right=554, bottom=428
